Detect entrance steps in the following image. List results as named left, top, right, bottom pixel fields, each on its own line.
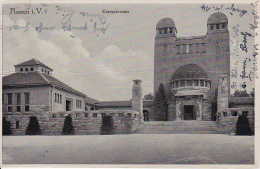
left=134, top=120, right=223, bottom=134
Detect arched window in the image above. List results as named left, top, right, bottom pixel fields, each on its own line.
left=42, top=69, right=44, bottom=72
left=221, top=23, right=225, bottom=29
left=210, top=24, right=214, bottom=30
left=20, top=68, right=23, bottom=72
left=25, top=68, right=28, bottom=72
left=45, top=70, right=46, bottom=73
left=169, top=28, right=173, bottom=33
left=30, top=68, right=34, bottom=71
left=47, top=71, right=49, bottom=74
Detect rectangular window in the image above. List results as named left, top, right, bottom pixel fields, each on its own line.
left=127, top=113, right=132, bottom=117
left=187, top=80, right=192, bottom=86
left=16, top=93, right=21, bottom=105
left=176, top=45, right=180, bottom=54
left=76, top=99, right=82, bottom=108
left=17, top=106, right=21, bottom=112
left=205, top=81, right=208, bottom=87
left=110, top=113, right=115, bottom=116
left=7, top=93, right=12, bottom=105
left=24, top=92, right=30, bottom=104
left=195, top=43, right=200, bottom=53
left=189, top=44, right=193, bottom=53
left=93, top=113, right=97, bottom=118
left=242, top=111, right=248, bottom=116
left=85, top=113, right=89, bottom=118
left=16, top=121, right=19, bottom=129
left=134, top=114, right=137, bottom=118
left=201, top=43, right=206, bottom=53
left=181, top=81, right=185, bottom=87
left=60, top=95, right=62, bottom=104
left=8, top=106, right=12, bottom=112
left=216, top=24, right=220, bottom=29
left=200, top=80, right=204, bottom=87
left=210, top=24, right=214, bottom=30
left=101, top=113, right=106, bottom=116
left=76, top=113, right=80, bottom=118
left=25, top=105, right=29, bottom=112
left=60, top=113, right=65, bottom=118
left=194, top=80, right=198, bottom=86
left=52, top=114, right=56, bottom=118
left=231, top=111, right=237, bottom=116
left=118, top=113, right=123, bottom=117
left=182, top=44, right=187, bottom=54
left=54, top=93, right=57, bottom=102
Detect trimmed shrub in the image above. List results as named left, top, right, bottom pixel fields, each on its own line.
left=62, top=116, right=74, bottom=135
left=26, top=116, right=41, bottom=135
left=101, top=115, right=115, bottom=135
left=235, top=115, right=253, bottom=135
left=3, top=117, right=11, bottom=135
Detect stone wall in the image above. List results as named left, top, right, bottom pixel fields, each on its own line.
left=3, top=110, right=141, bottom=135
left=216, top=107, right=254, bottom=134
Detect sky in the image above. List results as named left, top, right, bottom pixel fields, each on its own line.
left=2, top=2, right=258, bottom=101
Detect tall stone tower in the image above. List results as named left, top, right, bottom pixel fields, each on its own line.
left=154, top=18, right=177, bottom=96
left=132, top=79, right=143, bottom=123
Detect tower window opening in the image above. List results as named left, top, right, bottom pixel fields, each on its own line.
left=216, top=24, right=220, bottom=29
left=159, top=29, right=162, bottom=34
left=25, top=68, right=28, bottom=72
left=30, top=67, right=34, bottom=71
left=210, top=24, right=214, bottom=30
left=20, top=68, right=23, bottom=72
left=169, top=28, right=173, bottom=33
left=221, top=23, right=226, bottom=29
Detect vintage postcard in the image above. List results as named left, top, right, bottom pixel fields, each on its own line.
left=1, top=0, right=259, bottom=168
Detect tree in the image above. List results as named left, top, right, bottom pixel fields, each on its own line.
left=143, top=93, right=154, bottom=100
left=2, top=117, right=11, bottom=135
left=232, top=90, right=249, bottom=97
left=152, top=83, right=168, bottom=121
left=26, top=116, right=41, bottom=135
left=62, top=116, right=74, bottom=135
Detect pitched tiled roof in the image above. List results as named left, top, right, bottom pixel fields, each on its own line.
left=3, top=72, right=49, bottom=86
left=15, top=58, right=53, bottom=70
left=3, top=72, right=86, bottom=97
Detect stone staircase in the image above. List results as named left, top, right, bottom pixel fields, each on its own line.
left=133, top=120, right=223, bottom=134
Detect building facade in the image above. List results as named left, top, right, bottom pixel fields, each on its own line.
left=154, top=12, right=230, bottom=121
left=2, top=58, right=87, bottom=113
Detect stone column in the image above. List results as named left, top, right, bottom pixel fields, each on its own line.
left=132, top=79, right=143, bottom=124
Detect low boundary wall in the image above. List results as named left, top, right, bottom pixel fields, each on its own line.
left=3, top=110, right=142, bottom=135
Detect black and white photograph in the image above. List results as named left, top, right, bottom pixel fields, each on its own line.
left=1, top=1, right=258, bottom=167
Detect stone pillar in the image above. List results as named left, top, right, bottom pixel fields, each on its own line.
left=217, top=75, right=229, bottom=111
left=132, top=79, right=143, bottom=124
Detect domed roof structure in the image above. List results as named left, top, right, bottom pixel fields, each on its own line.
left=207, top=12, right=228, bottom=24
left=156, top=17, right=175, bottom=29
left=171, top=64, right=209, bottom=80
